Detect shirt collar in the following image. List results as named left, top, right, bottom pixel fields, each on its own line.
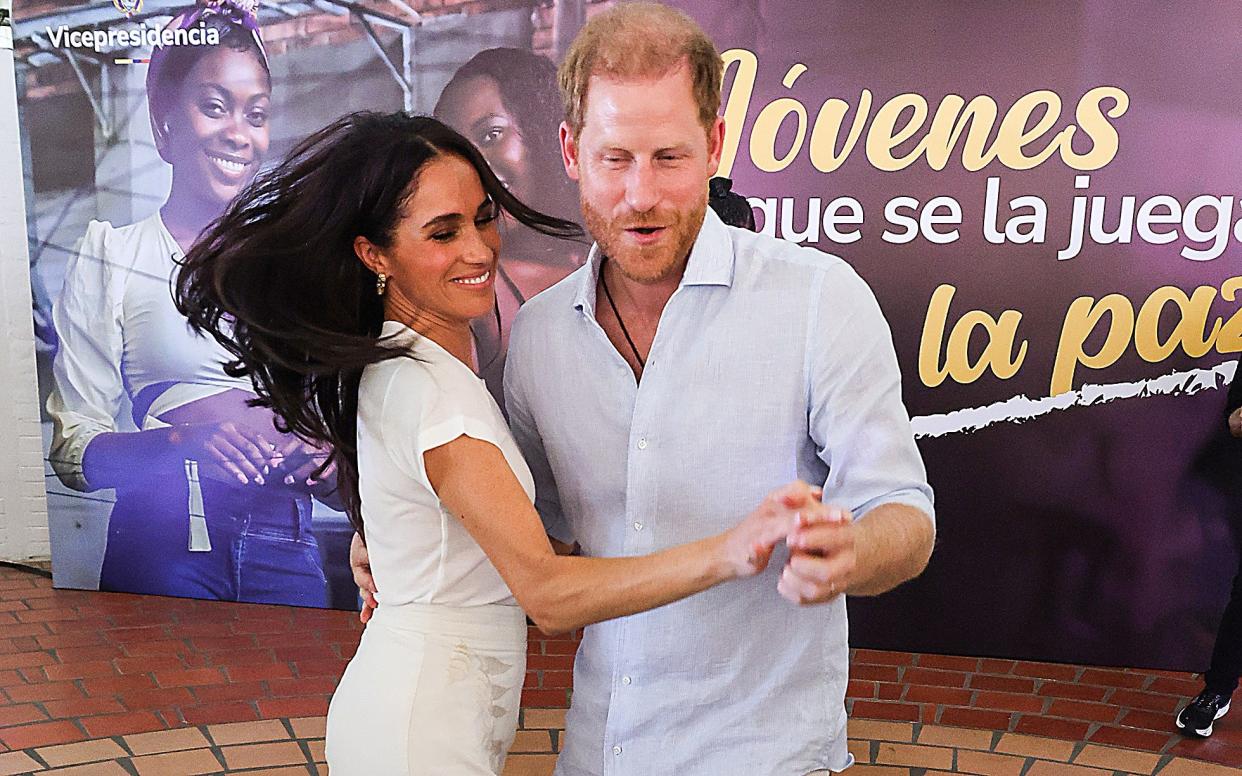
left=571, top=208, right=736, bottom=314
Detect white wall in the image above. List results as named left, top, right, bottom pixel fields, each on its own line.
left=0, top=50, right=51, bottom=562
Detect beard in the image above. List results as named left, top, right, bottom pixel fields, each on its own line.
left=580, top=193, right=708, bottom=284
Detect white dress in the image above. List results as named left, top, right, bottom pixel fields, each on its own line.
left=326, top=321, right=533, bottom=775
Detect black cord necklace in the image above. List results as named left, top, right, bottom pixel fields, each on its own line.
left=599, top=258, right=646, bottom=369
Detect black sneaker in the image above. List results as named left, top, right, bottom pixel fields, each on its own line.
left=1175, top=689, right=1232, bottom=737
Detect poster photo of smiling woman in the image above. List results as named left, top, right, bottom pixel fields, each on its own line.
left=45, top=0, right=336, bottom=607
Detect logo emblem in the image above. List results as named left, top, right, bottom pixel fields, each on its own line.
left=112, top=0, right=142, bottom=17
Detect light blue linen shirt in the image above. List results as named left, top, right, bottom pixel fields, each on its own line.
left=504, top=209, right=935, bottom=776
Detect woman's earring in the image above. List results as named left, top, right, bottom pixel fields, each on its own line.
left=376, top=272, right=388, bottom=297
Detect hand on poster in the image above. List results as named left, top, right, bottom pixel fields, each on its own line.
left=154, top=388, right=336, bottom=497
left=1230, top=407, right=1242, bottom=439
left=169, top=420, right=277, bottom=487
left=270, top=437, right=337, bottom=495
left=190, top=428, right=338, bottom=501
left=350, top=533, right=378, bottom=624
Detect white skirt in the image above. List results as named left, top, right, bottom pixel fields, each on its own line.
left=326, top=602, right=528, bottom=775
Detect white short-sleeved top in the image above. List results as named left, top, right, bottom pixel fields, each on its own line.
left=356, top=321, right=534, bottom=608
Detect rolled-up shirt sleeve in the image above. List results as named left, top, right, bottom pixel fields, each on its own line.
left=47, top=221, right=126, bottom=492
left=807, top=263, right=935, bottom=526
left=503, top=310, right=572, bottom=545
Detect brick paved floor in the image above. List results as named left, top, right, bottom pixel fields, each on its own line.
left=0, top=566, right=1238, bottom=774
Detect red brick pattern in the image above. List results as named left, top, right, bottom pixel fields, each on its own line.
left=0, top=567, right=1239, bottom=768
left=522, top=629, right=580, bottom=708
left=0, top=568, right=357, bottom=750
left=844, top=649, right=1242, bottom=769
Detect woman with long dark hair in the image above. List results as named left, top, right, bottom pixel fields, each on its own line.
left=46, top=0, right=332, bottom=605
left=434, top=47, right=585, bottom=402
left=175, top=111, right=819, bottom=774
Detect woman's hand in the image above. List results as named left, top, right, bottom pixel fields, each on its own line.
left=350, top=533, right=378, bottom=624
left=1229, top=406, right=1241, bottom=438
left=719, top=480, right=826, bottom=579
left=271, top=438, right=338, bottom=499
left=151, top=389, right=283, bottom=487
left=169, top=417, right=340, bottom=500
left=169, top=421, right=277, bottom=486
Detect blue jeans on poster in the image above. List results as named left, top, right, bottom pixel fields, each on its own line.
left=99, top=477, right=329, bottom=607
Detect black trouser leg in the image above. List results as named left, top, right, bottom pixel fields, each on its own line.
left=1206, top=555, right=1242, bottom=696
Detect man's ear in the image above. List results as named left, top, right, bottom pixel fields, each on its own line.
left=559, top=121, right=581, bottom=181
left=706, top=116, right=726, bottom=177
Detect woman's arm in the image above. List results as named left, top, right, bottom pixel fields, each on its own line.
left=47, top=221, right=129, bottom=492
left=425, top=435, right=819, bottom=636
left=82, top=423, right=273, bottom=489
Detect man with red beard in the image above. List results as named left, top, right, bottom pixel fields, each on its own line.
left=502, top=4, right=934, bottom=774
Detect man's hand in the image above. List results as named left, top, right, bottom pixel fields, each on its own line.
left=778, top=505, right=854, bottom=604
left=350, top=533, right=378, bottom=624
left=781, top=502, right=934, bottom=604
left=1230, top=406, right=1241, bottom=438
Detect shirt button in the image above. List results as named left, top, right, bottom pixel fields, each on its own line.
left=613, top=745, right=623, bottom=755
left=621, top=675, right=632, bottom=685
left=633, top=522, right=643, bottom=532
left=636, top=438, right=648, bottom=450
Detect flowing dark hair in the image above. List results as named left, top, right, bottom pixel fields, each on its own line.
left=174, top=111, right=582, bottom=534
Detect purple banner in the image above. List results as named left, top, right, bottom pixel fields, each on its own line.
left=675, top=0, right=1242, bottom=669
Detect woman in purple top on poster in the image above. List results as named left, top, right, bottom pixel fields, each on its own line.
left=46, top=0, right=334, bottom=605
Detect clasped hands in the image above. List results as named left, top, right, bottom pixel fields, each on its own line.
left=154, top=389, right=337, bottom=497
left=172, top=422, right=336, bottom=498
left=727, top=479, right=857, bottom=606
